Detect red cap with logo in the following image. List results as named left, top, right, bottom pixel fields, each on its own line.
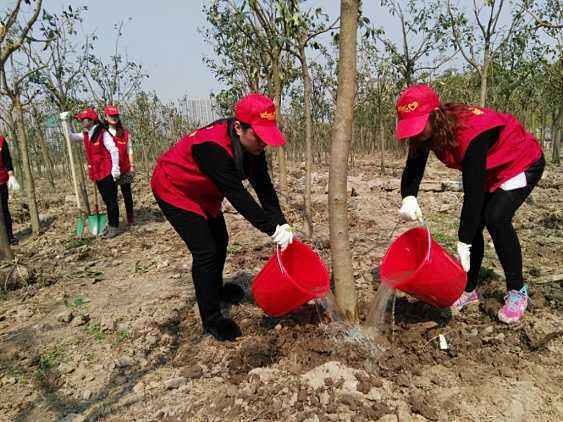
left=74, top=108, right=99, bottom=121
left=235, top=93, right=286, bottom=147
left=395, top=84, right=441, bottom=140
left=104, top=105, right=120, bottom=116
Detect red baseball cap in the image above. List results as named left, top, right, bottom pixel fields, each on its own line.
left=395, top=84, right=440, bottom=140
left=104, top=105, right=120, bottom=116
left=74, top=108, right=99, bottom=121
left=235, top=93, right=286, bottom=147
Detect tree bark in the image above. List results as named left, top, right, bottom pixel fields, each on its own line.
left=13, top=96, right=41, bottom=234
left=300, top=41, right=314, bottom=240
left=328, top=0, right=359, bottom=322
left=379, top=119, right=385, bottom=175
left=272, top=58, right=288, bottom=199
left=479, top=51, right=490, bottom=107
left=0, top=198, right=13, bottom=260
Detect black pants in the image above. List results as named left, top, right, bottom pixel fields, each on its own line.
left=96, top=175, right=119, bottom=228
left=466, top=156, right=545, bottom=292
left=154, top=195, right=229, bottom=325
left=120, top=183, right=134, bottom=216
left=0, top=184, right=14, bottom=239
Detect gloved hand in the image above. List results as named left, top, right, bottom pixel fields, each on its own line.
left=111, top=167, right=121, bottom=181
left=399, top=196, right=423, bottom=222
left=457, top=241, right=471, bottom=272
left=59, top=111, right=70, bottom=121
left=7, top=176, right=20, bottom=192
left=271, top=224, right=294, bottom=251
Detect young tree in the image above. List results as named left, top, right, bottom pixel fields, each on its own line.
left=0, top=0, right=44, bottom=244
left=329, top=0, right=359, bottom=321
left=445, top=0, right=531, bottom=106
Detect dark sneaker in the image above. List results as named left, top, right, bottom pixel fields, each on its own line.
left=126, top=213, right=135, bottom=225
left=204, top=316, right=242, bottom=342
left=103, top=226, right=121, bottom=239
left=8, top=237, right=18, bottom=245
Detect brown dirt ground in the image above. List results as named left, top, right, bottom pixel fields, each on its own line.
left=0, top=154, right=561, bottom=422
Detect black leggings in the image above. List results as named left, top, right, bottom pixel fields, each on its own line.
left=154, top=195, right=229, bottom=325
left=466, top=156, right=545, bottom=292
left=0, top=184, right=13, bottom=239
left=120, top=183, right=134, bottom=216
left=96, top=175, right=119, bottom=228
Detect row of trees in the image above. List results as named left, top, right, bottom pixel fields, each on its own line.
left=0, top=0, right=561, bottom=319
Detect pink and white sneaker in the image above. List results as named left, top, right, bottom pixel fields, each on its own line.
left=498, top=285, right=529, bottom=324
left=451, top=289, right=480, bottom=312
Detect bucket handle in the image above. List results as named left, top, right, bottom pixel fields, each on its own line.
left=420, top=218, right=432, bottom=265
left=275, top=245, right=288, bottom=276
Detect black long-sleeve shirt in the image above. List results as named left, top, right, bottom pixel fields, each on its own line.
left=192, top=142, right=286, bottom=236
left=400, top=127, right=501, bottom=244
left=2, top=141, right=14, bottom=172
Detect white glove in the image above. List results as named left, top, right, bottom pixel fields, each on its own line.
left=399, top=196, right=423, bottom=222
left=7, top=176, right=20, bottom=192
left=111, top=168, right=121, bottom=181
left=457, top=241, right=471, bottom=272
left=59, top=111, right=70, bottom=121
left=271, top=224, right=294, bottom=251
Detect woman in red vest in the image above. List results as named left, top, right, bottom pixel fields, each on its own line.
left=0, top=135, right=20, bottom=244
left=60, top=108, right=122, bottom=238
left=104, top=105, right=135, bottom=225
left=152, top=93, right=293, bottom=342
left=395, top=84, right=544, bottom=324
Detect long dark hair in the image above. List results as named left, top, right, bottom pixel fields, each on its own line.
left=409, top=103, right=474, bottom=153
left=106, top=117, right=126, bottom=138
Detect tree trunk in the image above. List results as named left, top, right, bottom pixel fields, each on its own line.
left=300, top=42, right=314, bottom=240
left=479, top=53, right=490, bottom=107
left=379, top=118, right=385, bottom=175
left=328, top=0, right=359, bottom=322
left=60, top=123, right=90, bottom=215
left=271, top=56, right=287, bottom=199
left=6, top=110, right=24, bottom=178
left=13, top=96, right=41, bottom=234
left=31, top=106, right=56, bottom=190
left=553, top=105, right=562, bottom=165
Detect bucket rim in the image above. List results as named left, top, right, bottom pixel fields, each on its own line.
left=275, top=240, right=330, bottom=297
left=380, top=226, right=432, bottom=286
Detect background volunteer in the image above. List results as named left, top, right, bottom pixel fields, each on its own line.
left=0, top=134, right=20, bottom=244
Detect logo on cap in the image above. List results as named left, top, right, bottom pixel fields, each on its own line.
left=260, top=110, right=276, bottom=121
left=397, top=101, right=419, bottom=113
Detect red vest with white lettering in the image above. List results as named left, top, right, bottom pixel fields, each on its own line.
left=110, top=129, right=131, bottom=174
left=433, top=107, right=542, bottom=192
left=0, top=136, right=9, bottom=185
left=83, top=129, right=112, bottom=182
left=151, top=121, right=233, bottom=219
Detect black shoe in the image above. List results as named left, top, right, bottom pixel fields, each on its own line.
left=204, top=316, right=242, bottom=342
left=220, top=283, right=245, bottom=305
left=8, top=237, right=18, bottom=245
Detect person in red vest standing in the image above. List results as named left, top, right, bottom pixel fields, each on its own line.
left=152, top=93, right=293, bottom=342
left=60, top=108, right=122, bottom=238
left=0, top=135, right=20, bottom=244
left=104, top=105, right=135, bottom=225
left=394, top=84, right=544, bottom=324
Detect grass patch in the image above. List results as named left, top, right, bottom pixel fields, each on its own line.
left=63, top=237, right=92, bottom=250
left=65, top=294, right=90, bottom=309
left=85, top=323, right=106, bottom=342
left=227, top=243, right=243, bottom=254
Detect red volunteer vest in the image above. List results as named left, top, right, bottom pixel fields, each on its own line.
left=151, top=121, right=234, bottom=219
left=110, top=129, right=131, bottom=174
left=433, top=107, right=542, bottom=192
left=83, top=128, right=112, bottom=182
left=0, top=136, right=9, bottom=185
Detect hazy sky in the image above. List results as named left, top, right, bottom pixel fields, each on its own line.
left=13, top=1, right=519, bottom=101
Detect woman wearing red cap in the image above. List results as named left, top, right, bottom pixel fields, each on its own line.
left=104, top=105, right=135, bottom=225
left=60, top=108, right=122, bottom=238
left=395, top=84, right=544, bottom=323
left=152, top=93, right=293, bottom=342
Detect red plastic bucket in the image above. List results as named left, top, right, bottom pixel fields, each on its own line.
left=252, top=240, right=330, bottom=317
left=380, top=227, right=467, bottom=308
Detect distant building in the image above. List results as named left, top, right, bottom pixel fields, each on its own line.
left=183, top=98, right=219, bottom=126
